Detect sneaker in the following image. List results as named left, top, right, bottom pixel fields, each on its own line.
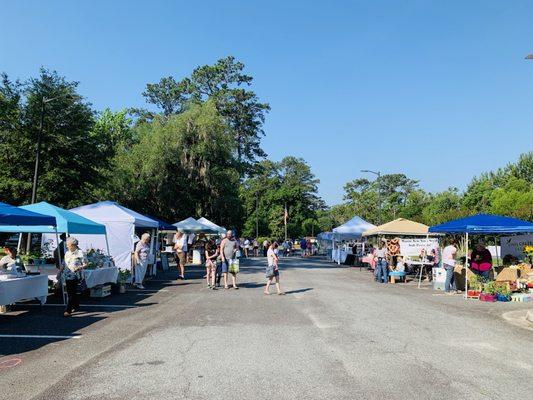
left=138, top=284, right=145, bottom=289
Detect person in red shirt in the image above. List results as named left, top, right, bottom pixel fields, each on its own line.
left=470, top=241, right=492, bottom=279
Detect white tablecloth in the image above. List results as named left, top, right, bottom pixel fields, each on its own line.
left=332, top=249, right=350, bottom=264
left=0, top=275, right=48, bottom=305
left=82, top=267, right=119, bottom=289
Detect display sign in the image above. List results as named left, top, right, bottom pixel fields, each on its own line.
left=399, top=238, right=439, bottom=256
left=500, top=234, right=533, bottom=259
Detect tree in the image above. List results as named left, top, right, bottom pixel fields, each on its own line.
left=107, top=101, right=243, bottom=227
left=0, top=69, right=106, bottom=208
left=141, top=56, right=270, bottom=173
left=240, top=157, right=323, bottom=238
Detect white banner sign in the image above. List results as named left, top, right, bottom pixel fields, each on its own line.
left=399, top=238, right=439, bottom=256
left=500, top=234, right=533, bottom=259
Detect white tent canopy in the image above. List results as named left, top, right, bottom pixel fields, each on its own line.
left=197, top=217, right=226, bottom=234
left=173, top=217, right=217, bottom=233
left=332, top=216, right=376, bottom=240
left=70, top=201, right=158, bottom=270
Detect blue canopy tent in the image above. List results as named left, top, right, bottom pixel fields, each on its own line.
left=0, top=202, right=56, bottom=229
left=145, top=215, right=176, bottom=231
left=429, top=214, right=533, bottom=298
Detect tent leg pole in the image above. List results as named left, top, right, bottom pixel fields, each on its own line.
left=17, top=233, right=22, bottom=253
left=55, top=229, right=66, bottom=306
left=464, top=233, right=469, bottom=300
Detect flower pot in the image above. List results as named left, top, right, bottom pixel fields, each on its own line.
left=467, top=290, right=481, bottom=298
left=119, top=284, right=126, bottom=294
left=496, top=294, right=510, bottom=302
left=479, top=293, right=497, bottom=302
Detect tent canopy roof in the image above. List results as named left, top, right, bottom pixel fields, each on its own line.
left=145, top=215, right=176, bottom=231
left=429, top=214, right=533, bottom=234
left=363, top=218, right=432, bottom=237
left=173, top=217, right=217, bottom=233
left=70, top=201, right=158, bottom=228
left=0, top=201, right=106, bottom=234
left=0, top=202, right=57, bottom=232
left=197, top=217, right=226, bottom=234
left=332, top=216, right=376, bottom=239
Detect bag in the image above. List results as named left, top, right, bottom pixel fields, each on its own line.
left=236, top=250, right=242, bottom=258
left=228, top=259, right=240, bottom=274
left=266, top=264, right=275, bottom=278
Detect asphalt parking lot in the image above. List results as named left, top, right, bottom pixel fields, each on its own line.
left=1, top=256, right=533, bottom=400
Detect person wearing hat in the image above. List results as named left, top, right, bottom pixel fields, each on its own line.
left=470, top=241, right=492, bottom=279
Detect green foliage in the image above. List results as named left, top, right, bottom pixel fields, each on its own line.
left=141, top=56, right=270, bottom=173
left=0, top=68, right=109, bottom=208
left=240, top=157, right=323, bottom=239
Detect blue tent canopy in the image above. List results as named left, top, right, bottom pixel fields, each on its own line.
left=429, top=214, right=533, bottom=234
left=0, top=201, right=105, bottom=234
left=145, top=215, right=176, bottom=231
left=0, top=202, right=56, bottom=230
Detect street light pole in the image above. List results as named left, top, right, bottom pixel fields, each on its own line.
left=361, top=169, right=382, bottom=224
left=255, top=192, right=259, bottom=239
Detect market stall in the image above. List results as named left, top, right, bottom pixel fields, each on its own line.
left=0, top=202, right=58, bottom=306
left=429, top=214, right=533, bottom=300
left=363, top=218, right=440, bottom=286
left=70, top=201, right=158, bottom=271
left=331, top=216, right=376, bottom=265
left=172, top=217, right=218, bottom=264
left=197, top=217, right=226, bottom=235
left=145, top=215, right=176, bottom=272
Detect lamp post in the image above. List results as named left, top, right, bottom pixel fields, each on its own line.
left=361, top=169, right=382, bottom=224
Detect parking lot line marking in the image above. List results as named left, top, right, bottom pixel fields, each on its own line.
left=23, top=304, right=138, bottom=309
left=0, top=334, right=82, bottom=339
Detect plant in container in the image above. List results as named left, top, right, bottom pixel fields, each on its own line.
left=480, top=281, right=497, bottom=302
left=467, top=275, right=482, bottom=298
left=496, top=284, right=511, bottom=302
left=117, top=269, right=131, bottom=294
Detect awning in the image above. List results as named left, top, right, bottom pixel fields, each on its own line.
left=429, top=214, right=533, bottom=234
left=363, top=218, right=433, bottom=237
left=0, top=202, right=57, bottom=231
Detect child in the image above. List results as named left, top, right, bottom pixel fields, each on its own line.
left=395, top=256, right=405, bottom=272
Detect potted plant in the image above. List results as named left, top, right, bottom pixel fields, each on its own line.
left=467, top=275, right=482, bottom=298
left=117, top=269, right=131, bottom=294
left=496, top=284, right=511, bottom=302
left=480, top=281, right=498, bottom=302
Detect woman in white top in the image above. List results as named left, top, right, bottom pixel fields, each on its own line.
left=264, top=242, right=284, bottom=295
left=0, top=246, right=17, bottom=274
left=62, top=237, right=88, bottom=317
left=134, top=233, right=151, bottom=289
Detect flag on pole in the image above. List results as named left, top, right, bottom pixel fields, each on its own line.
left=284, top=204, right=288, bottom=224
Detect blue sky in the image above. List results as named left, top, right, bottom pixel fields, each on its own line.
left=2, top=0, right=533, bottom=205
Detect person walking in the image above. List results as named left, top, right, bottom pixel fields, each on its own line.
left=62, top=237, right=87, bottom=317
left=220, top=230, right=239, bottom=289
left=262, top=239, right=269, bottom=257
left=173, top=231, right=187, bottom=280
left=205, top=239, right=219, bottom=289
left=243, top=238, right=250, bottom=258
left=300, top=238, right=307, bottom=257
left=265, top=242, right=284, bottom=295
left=374, top=242, right=389, bottom=284
left=442, top=239, right=458, bottom=294
left=253, top=238, right=259, bottom=257
left=134, top=233, right=151, bottom=289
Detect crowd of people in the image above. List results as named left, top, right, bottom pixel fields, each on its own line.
left=364, top=238, right=494, bottom=295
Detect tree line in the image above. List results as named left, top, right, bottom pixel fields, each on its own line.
left=0, top=58, right=324, bottom=237
left=318, top=152, right=533, bottom=232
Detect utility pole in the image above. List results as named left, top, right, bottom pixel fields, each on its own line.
left=361, top=169, right=382, bottom=225
left=255, top=192, right=259, bottom=239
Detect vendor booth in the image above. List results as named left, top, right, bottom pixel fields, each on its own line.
left=2, top=202, right=117, bottom=290
left=197, top=217, right=226, bottom=235
left=429, top=214, right=533, bottom=300
left=331, top=216, right=376, bottom=265
left=173, top=217, right=218, bottom=264
left=0, top=202, right=57, bottom=307
left=70, top=201, right=159, bottom=271
left=363, top=218, right=440, bottom=286
left=146, top=215, right=176, bottom=272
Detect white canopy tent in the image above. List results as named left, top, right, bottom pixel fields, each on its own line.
left=197, top=217, right=226, bottom=234
left=70, top=201, right=158, bottom=271
left=331, top=216, right=376, bottom=265
left=173, top=217, right=217, bottom=234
